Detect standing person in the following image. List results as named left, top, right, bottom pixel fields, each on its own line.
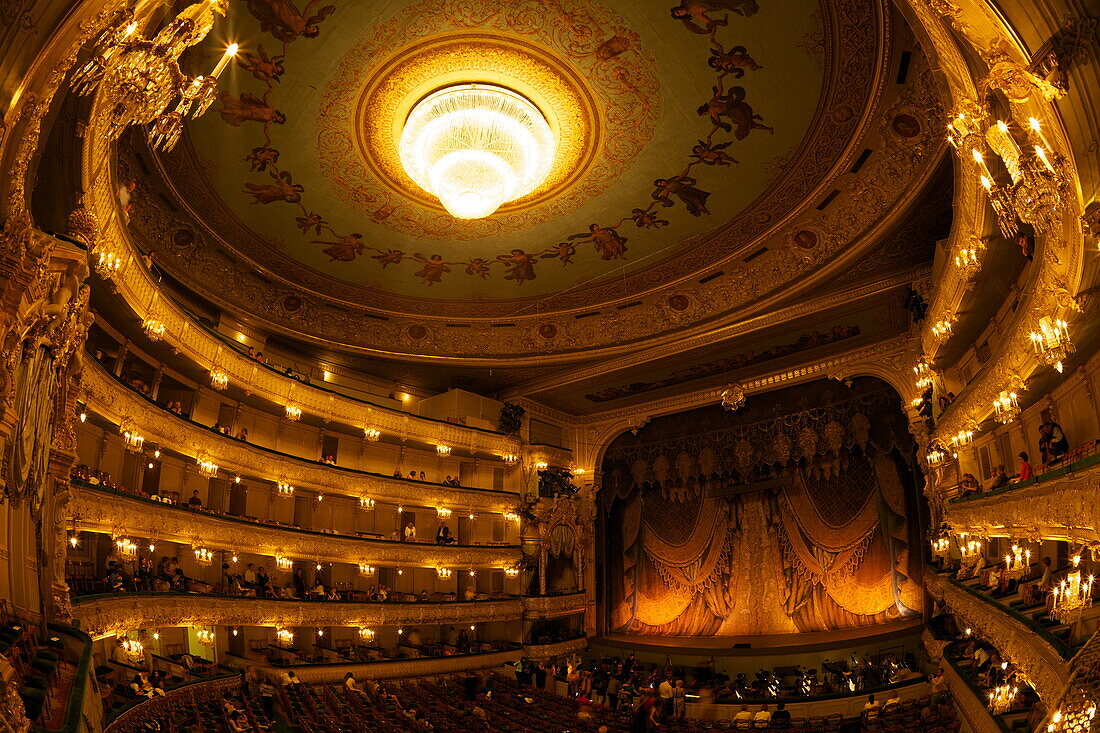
left=404, top=521, right=416, bottom=542
left=673, top=680, right=687, bottom=720
left=535, top=660, right=548, bottom=691
left=658, top=676, right=674, bottom=720
left=606, top=673, right=621, bottom=710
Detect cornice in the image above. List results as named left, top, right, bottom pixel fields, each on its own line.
left=82, top=362, right=521, bottom=512
left=70, top=483, right=522, bottom=568
left=924, top=572, right=1069, bottom=702
left=520, top=593, right=587, bottom=619
left=943, top=462, right=1100, bottom=545
left=72, top=594, right=524, bottom=639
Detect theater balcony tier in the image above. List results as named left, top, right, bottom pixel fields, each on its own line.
left=943, top=460, right=1100, bottom=544
left=924, top=571, right=1070, bottom=702
left=71, top=593, right=525, bottom=639
left=83, top=362, right=521, bottom=512
left=69, top=481, right=522, bottom=568
left=519, top=592, right=586, bottom=619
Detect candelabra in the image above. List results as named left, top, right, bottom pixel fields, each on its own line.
left=71, top=2, right=236, bottom=151
left=194, top=547, right=214, bottom=567
left=276, top=556, right=293, bottom=572
left=1051, top=555, right=1094, bottom=624
left=121, top=638, right=145, bottom=663
left=931, top=537, right=951, bottom=559
left=993, top=390, right=1020, bottom=423
left=275, top=628, right=294, bottom=648
left=115, top=538, right=138, bottom=558
left=503, top=511, right=520, bottom=523
left=436, top=506, right=452, bottom=519
left=359, top=496, right=375, bottom=510
left=502, top=454, right=519, bottom=466
left=950, top=428, right=975, bottom=453
left=721, top=383, right=747, bottom=412
left=358, top=562, right=375, bottom=576
left=436, top=567, right=453, bottom=580
left=930, top=317, right=955, bottom=344
left=209, top=369, right=229, bottom=390
left=122, top=426, right=144, bottom=452
left=142, top=318, right=166, bottom=341
left=363, top=427, right=381, bottom=441
left=436, top=444, right=452, bottom=456
left=358, top=628, right=375, bottom=643
left=195, top=628, right=215, bottom=647
left=534, top=461, right=549, bottom=471
left=95, top=250, right=123, bottom=278
left=1004, top=544, right=1031, bottom=580
left=504, top=566, right=520, bottom=578
left=953, top=236, right=984, bottom=282
left=284, top=404, right=302, bottom=422
left=989, top=683, right=1019, bottom=714
left=927, top=445, right=947, bottom=466
left=197, top=454, right=218, bottom=478
left=276, top=482, right=294, bottom=499
left=913, top=356, right=936, bottom=392
left=1030, top=317, right=1074, bottom=373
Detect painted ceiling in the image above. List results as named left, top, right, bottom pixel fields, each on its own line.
left=172, top=0, right=824, bottom=300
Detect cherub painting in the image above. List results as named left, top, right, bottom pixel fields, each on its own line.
left=246, top=0, right=336, bottom=43
left=237, top=44, right=286, bottom=83
left=568, top=224, right=629, bottom=260
left=652, top=176, right=711, bottom=216
left=243, top=170, right=303, bottom=204
left=708, top=45, right=762, bottom=77
left=632, top=209, right=670, bottom=229
left=412, top=254, right=451, bottom=285
left=497, top=249, right=538, bottom=285
left=311, top=233, right=364, bottom=262
left=219, top=92, right=286, bottom=127
left=670, top=0, right=759, bottom=35
left=697, top=83, right=773, bottom=139
left=691, top=140, right=738, bottom=165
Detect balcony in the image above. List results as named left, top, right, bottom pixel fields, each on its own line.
left=83, top=362, right=520, bottom=512
left=520, top=592, right=586, bottom=619
left=71, top=592, right=524, bottom=639
left=70, top=480, right=521, bottom=568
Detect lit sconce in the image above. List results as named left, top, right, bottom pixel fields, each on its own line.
left=993, top=391, right=1020, bottom=424
left=194, top=547, right=214, bottom=567
left=79, top=410, right=87, bottom=423
left=95, top=250, right=122, bottom=278
left=210, top=369, right=229, bottom=390
left=122, top=427, right=145, bottom=452
left=504, top=566, right=519, bottom=578
left=275, top=555, right=293, bottom=572
left=571, top=467, right=586, bottom=476
left=954, top=236, right=984, bottom=281
left=153, top=449, right=161, bottom=459
left=436, top=567, right=453, bottom=579
left=363, top=427, right=381, bottom=442
left=930, top=316, right=955, bottom=343
left=989, top=684, right=1019, bottom=715
left=275, top=628, right=294, bottom=648
left=503, top=454, right=518, bottom=466
left=121, top=638, right=144, bottom=663
left=964, top=628, right=972, bottom=636
left=234, top=475, right=241, bottom=484
left=315, top=493, right=324, bottom=502
left=152, top=631, right=160, bottom=641
left=315, top=562, right=323, bottom=571
left=358, top=562, right=376, bottom=576
left=147, top=462, right=154, bottom=469
left=284, top=404, right=303, bottom=421
left=1051, top=554, right=1093, bottom=624
left=1004, top=544, right=1031, bottom=580
left=142, top=318, right=166, bottom=341
left=396, top=505, right=404, bottom=514
left=436, top=506, right=452, bottom=519
left=358, top=627, right=375, bottom=643
left=231, top=628, right=239, bottom=637
left=68, top=534, right=79, bottom=548
left=503, top=511, right=520, bottom=523
left=197, top=455, right=219, bottom=479
left=930, top=537, right=950, bottom=559
left=1030, top=317, right=1074, bottom=373
left=230, top=554, right=238, bottom=563
left=276, top=482, right=294, bottom=498
left=148, top=543, right=156, bottom=552
left=396, top=568, right=404, bottom=576
left=468, top=513, right=475, bottom=521
left=316, top=628, right=324, bottom=638
left=534, top=461, right=548, bottom=471
left=115, top=538, right=138, bottom=558
left=469, top=625, right=476, bottom=632
left=195, top=629, right=215, bottom=647
left=359, top=496, right=375, bottom=510
left=436, top=445, right=452, bottom=456
left=397, top=628, right=403, bottom=636
left=468, top=569, right=476, bottom=577
left=949, top=428, right=974, bottom=452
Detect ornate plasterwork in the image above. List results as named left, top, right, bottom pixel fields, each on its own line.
left=243, top=650, right=525, bottom=684
left=105, top=677, right=238, bottom=733
left=924, top=572, right=1069, bottom=702
left=81, top=362, right=520, bottom=512
left=70, top=483, right=522, bottom=568
left=934, top=647, right=1003, bottom=733
left=522, top=637, right=589, bottom=661
left=520, top=592, right=587, bottom=619
left=72, top=594, right=525, bottom=639
left=943, top=463, right=1100, bottom=547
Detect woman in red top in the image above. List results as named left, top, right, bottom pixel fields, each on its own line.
left=1017, top=452, right=1033, bottom=481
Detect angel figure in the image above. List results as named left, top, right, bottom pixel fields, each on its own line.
left=708, top=45, right=762, bottom=77
left=246, top=0, right=336, bottom=43
left=219, top=91, right=286, bottom=127
left=237, top=44, right=286, bottom=83
left=372, top=249, right=404, bottom=268
left=568, top=224, right=628, bottom=260
left=670, top=0, right=758, bottom=35
left=691, top=140, right=738, bottom=165
left=243, top=170, right=303, bottom=204
left=652, top=176, right=711, bottom=217
left=294, top=212, right=326, bottom=234
left=245, top=145, right=279, bottom=171
left=464, top=259, right=492, bottom=279
left=542, top=242, right=577, bottom=266
left=497, top=249, right=538, bottom=285
left=311, top=233, right=363, bottom=262
left=412, top=253, right=451, bottom=285
left=697, top=83, right=773, bottom=139
left=631, top=208, right=670, bottom=229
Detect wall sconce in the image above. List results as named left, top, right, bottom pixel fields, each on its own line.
left=1030, top=317, right=1074, bottom=373
left=142, top=318, right=166, bottom=341
left=358, top=628, right=375, bottom=642
left=197, top=455, right=218, bottom=479
left=502, top=454, right=518, bottom=466
left=122, top=426, right=144, bottom=452
left=436, top=567, right=453, bottom=579
left=284, top=404, right=302, bottom=421
left=436, top=445, right=452, bottom=456
left=194, top=547, right=214, bottom=567
left=359, top=496, right=375, bottom=510
left=436, top=506, right=452, bottom=519
left=275, top=556, right=293, bottom=572
left=358, top=563, right=376, bottom=576
left=276, top=482, right=294, bottom=498
left=210, top=369, right=229, bottom=390
left=363, top=427, right=381, bottom=441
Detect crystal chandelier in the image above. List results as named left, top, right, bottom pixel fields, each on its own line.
left=436, top=506, right=452, bottom=519
left=143, top=318, right=166, bottom=341
left=95, top=250, right=123, bottom=278
left=359, top=496, right=375, bottom=510
left=210, top=369, right=229, bottom=390
left=930, top=316, right=955, bottom=344
left=122, top=426, right=144, bottom=452
left=194, top=628, right=215, bottom=647
left=1051, top=555, right=1094, bottom=624
left=1004, top=544, right=1031, bottom=580
left=721, top=383, right=747, bottom=411
left=989, top=682, right=1019, bottom=714
left=913, top=356, right=935, bottom=392
left=284, top=404, right=302, bottom=422
left=504, top=566, right=520, bottom=578
left=197, top=454, right=218, bottom=478
left=926, top=444, right=947, bottom=466
left=436, top=566, right=453, bottom=580
left=399, top=84, right=556, bottom=219
left=503, top=511, right=520, bottom=523
left=121, top=638, right=145, bottom=663
left=993, top=390, right=1020, bottom=423
left=931, top=536, right=951, bottom=559
left=953, top=236, right=984, bottom=281
left=275, top=628, right=294, bottom=647
left=503, top=454, right=519, bottom=466
left=436, top=444, right=452, bottom=456
left=1030, top=317, right=1074, bottom=372
left=363, top=427, right=381, bottom=441
left=194, top=547, right=214, bottom=567
left=358, top=627, right=375, bottom=643
left=276, top=555, right=293, bottom=572
left=70, top=2, right=236, bottom=151
left=276, top=481, right=294, bottom=498
left=357, top=562, right=375, bottom=576
left=115, top=537, right=138, bottom=558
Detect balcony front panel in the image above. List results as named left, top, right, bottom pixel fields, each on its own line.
left=520, top=592, right=587, bottom=619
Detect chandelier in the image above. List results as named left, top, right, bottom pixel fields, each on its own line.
left=121, top=638, right=145, bottom=664
left=275, top=628, right=294, bottom=648
left=358, top=562, right=375, bottom=576
left=276, top=555, right=293, bottom=572
left=953, top=236, right=984, bottom=281
left=70, top=3, right=236, bottom=150
left=436, top=506, right=452, bottom=519
left=721, top=383, right=747, bottom=412
left=142, top=318, right=166, bottom=341
left=930, top=316, right=955, bottom=344
left=359, top=496, right=375, bottom=510
left=95, top=250, right=123, bottom=279
left=195, top=628, right=215, bottom=647
left=926, top=444, right=947, bottom=466
left=276, top=482, right=294, bottom=499
left=504, top=566, right=520, bottom=578
left=436, top=567, right=453, bottom=580
left=503, top=511, right=520, bottom=523
left=503, top=454, right=519, bottom=466
left=1051, top=555, right=1093, bottom=624
left=993, top=390, right=1021, bottom=423
left=950, top=427, right=975, bottom=453
left=989, top=682, right=1019, bottom=714
left=363, top=427, right=381, bottom=442
left=122, top=426, right=144, bottom=452
left=358, top=627, right=375, bottom=643
left=115, top=537, right=138, bottom=558
left=436, top=444, right=452, bottom=456
left=194, top=547, right=214, bottom=567
left=197, top=454, right=218, bottom=478
left=931, top=536, right=951, bottom=559
left=399, top=84, right=556, bottom=219
left=913, top=356, right=935, bottom=392
left=284, top=404, right=302, bottom=422
left=210, top=369, right=229, bottom=390
left=1030, top=317, right=1074, bottom=373
left=1004, top=544, right=1031, bottom=580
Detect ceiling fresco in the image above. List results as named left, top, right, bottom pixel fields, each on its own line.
left=171, top=0, right=827, bottom=298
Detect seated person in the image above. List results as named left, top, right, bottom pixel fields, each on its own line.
left=989, top=465, right=1009, bottom=489
left=187, top=490, right=203, bottom=508
left=1016, top=452, right=1033, bottom=482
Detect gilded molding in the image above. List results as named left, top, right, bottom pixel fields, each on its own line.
left=943, top=463, right=1100, bottom=546
left=936, top=649, right=1003, bottom=733
left=242, top=650, right=525, bottom=684
left=924, top=572, right=1069, bottom=702
left=82, top=362, right=521, bottom=512
left=70, top=483, right=522, bottom=568
left=72, top=594, right=524, bottom=639
left=520, top=593, right=587, bottom=619
left=522, top=637, right=589, bottom=661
